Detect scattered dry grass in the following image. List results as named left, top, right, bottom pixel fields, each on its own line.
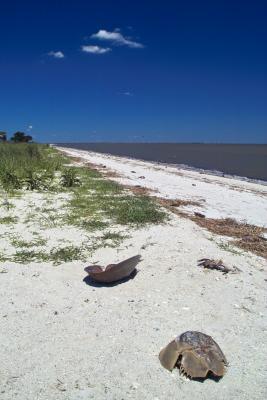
left=233, top=236, right=267, bottom=259
left=156, top=197, right=201, bottom=208
left=191, top=216, right=267, bottom=259
left=151, top=194, right=267, bottom=259
left=102, top=169, right=123, bottom=179
left=150, top=194, right=267, bottom=259
left=124, top=185, right=155, bottom=196
left=191, top=216, right=263, bottom=238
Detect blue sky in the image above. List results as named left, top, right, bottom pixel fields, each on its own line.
left=0, top=0, right=266, bottom=143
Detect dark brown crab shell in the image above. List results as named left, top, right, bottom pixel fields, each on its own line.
left=159, top=331, right=228, bottom=379
left=84, top=255, right=141, bottom=283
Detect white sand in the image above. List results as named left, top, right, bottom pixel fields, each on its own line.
left=1, top=147, right=267, bottom=400
left=56, top=147, right=267, bottom=227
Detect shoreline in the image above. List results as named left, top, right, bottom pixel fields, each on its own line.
left=56, top=146, right=267, bottom=228
left=53, top=143, right=267, bottom=184
left=161, top=162, right=267, bottom=186
left=52, top=144, right=267, bottom=186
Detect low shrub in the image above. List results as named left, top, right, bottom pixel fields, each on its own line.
left=61, top=168, right=81, bottom=187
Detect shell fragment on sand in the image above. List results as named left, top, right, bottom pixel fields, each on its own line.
left=159, top=331, right=227, bottom=380
left=84, top=255, right=141, bottom=283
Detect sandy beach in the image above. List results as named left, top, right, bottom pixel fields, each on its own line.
left=1, top=146, right=267, bottom=400
left=56, top=146, right=267, bottom=227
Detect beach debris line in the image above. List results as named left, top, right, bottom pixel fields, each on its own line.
left=190, top=217, right=267, bottom=259
left=159, top=331, right=228, bottom=380
left=197, top=258, right=239, bottom=274
left=84, top=255, right=141, bottom=283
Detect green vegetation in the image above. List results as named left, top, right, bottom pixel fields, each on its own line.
left=101, top=231, right=129, bottom=248
left=0, top=201, right=15, bottom=210
left=12, top=249, right=46, bottom=264
left=0, top=253, right=8, bottom=263
left=9, top=233, right=128, bottom=265
left=10, top=236, right=47, bottom=248
left=65, top=167, right=166, bottom=229
left=101, top=231, right=127, bottom=242
left=0, top=143, right=66, bottom=191
left=0, top=216, right=17, bottom=224
left=0, top=143, right=167, bottom=264
left=11, top=246, right=86, bottom=265
left=61, top=167, right=81, bottom=187
left=48, top=245, right=86, bottom=264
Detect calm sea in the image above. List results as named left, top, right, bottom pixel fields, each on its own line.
left=56, top=143, right=267, bottom=182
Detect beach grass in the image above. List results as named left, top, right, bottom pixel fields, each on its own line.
left=0, top=143, right=167, bottom=264
left=0, top=216, right=18, bottom=224
left=64, top=166, right=166, bottom=229
left=10, top=236, right=47, bottom=248
left=0, top=143, right=67, bottom=192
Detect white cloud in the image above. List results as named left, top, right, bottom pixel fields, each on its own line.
left=27, top=125, right=33, bottom=130
left=81, top=45, right=111, bottom=54
left=91, top=29, right=144, bottom=48
left=48, top=51, right=65, bottom=59
left=121, top=91, right=133, bottom=96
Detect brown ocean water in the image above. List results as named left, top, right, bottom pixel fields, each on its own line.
left=56, top=143, right=267, bottom=182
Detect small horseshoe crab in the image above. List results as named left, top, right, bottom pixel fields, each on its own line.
left=198, top=258, right=240, bottom=274
left=84, top=255, right=141, bottom=283
left=159, top=331, right=228, bottom=380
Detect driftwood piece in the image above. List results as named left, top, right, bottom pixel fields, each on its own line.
left=84, top=255, right=141, bottom=283
left=159, top=331, right=227, bottom=380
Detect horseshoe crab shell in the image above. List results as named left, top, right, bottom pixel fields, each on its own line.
left=84, top=255, right=141, bottom=283
left=159, top=331, right=227, bottom=379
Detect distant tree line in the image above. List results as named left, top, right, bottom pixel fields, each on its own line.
left=0, top=131, right=33, bottom=143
